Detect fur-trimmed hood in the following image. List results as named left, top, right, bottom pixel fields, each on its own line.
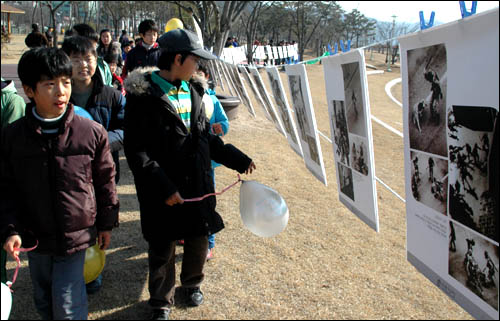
left=124, top=67, right=208, bottom=97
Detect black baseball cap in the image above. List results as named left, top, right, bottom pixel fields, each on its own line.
left=158, top=28, right=215, bottom=60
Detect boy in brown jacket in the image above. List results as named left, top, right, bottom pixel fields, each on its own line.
left=0, top=47, right=119, bottom=320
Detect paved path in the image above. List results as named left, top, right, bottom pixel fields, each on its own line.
left=1, top=64, right=29, bottom=103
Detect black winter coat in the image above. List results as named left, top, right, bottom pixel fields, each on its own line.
left=123, top=67, right=252, bottom=243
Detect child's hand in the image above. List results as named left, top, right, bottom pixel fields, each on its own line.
left=98, top=231, right=112, bottom=250
left=245, top=161, right=256, bottom=174
left=3, top=235, right=22, bottom=260
left=211, top=123, right=224, bottom=136
left=165, top=192, right=184, bottom=206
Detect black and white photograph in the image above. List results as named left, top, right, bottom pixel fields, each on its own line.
left=338, top=162, right=354, bottom=202
left=265, top=67, right=302, bottom=153
left=448, top=105, right=498, bottom=242
left=248, top=66, right=275, bottom=122
left=331, top=100, right=350, bottom=166
left=341, top=62, right=366, bottom=137
left=410, top=150, right=448, bottom=214
left=349, top=135, right=369, bottom=176
left=448, top=221, right=499, bottom=311
left=220, top=61, right=236, bottom=97
left=230, top=64, right=256, bottom=117
left=323, top=49, right=379, bottom=232
left=285, top=64, right=327, bottom=185
left=407, top=43, right=447, bottom=157
left=287, top=74, right=319, bottom=166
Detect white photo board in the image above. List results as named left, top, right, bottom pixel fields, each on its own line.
left=322, top=49, right=379, bottom=232
left=229, top=64, right=256, bottom=117
left=284, top=64, right=328, bottom=185
left=220, top=61, right=236, bottom=96
left=247, top=66, right=287, bottom=135
left=400, top=8, right=499, bottom=320
left=264, top=67, right=303, bottom=158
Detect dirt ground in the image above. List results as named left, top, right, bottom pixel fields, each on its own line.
left=2, top=35, right=474, bottom=320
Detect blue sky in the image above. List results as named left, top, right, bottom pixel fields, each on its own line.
left=337, top=1, right=499, bottom=24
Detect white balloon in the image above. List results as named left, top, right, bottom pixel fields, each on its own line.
left=1, top=282, right=12, bottom=320
left=239, top=180, right=289, bottom=237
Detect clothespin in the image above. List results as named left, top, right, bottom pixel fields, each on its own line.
left=327, top=43, right=333, bottom=55
left=334, top=43, right=338, bottom=55
left=419, top=11, right=435, bottom=30
left=339, top=40, right=351, bottom=52
left=459, top=1, right=477, bottom=18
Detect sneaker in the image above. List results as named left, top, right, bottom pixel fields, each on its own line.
left=176, top=239, right=184, bottom=246
left=150, top=308, right=170, bottom=320
left=184, top=287, right=204, bottom=306
left=86, top=274, right=103, bottom=295
left=206, top=248, right=214, bottom=261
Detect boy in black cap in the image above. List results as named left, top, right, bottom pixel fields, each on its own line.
left=124, top=29, right=256, bottom=320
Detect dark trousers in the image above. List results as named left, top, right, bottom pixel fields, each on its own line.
left=148, top=235, right=208, bottom=308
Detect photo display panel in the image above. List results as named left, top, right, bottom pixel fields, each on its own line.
left=322, top=49, right=379, bottom=232
left=284, top=64, right=327, bottom=185
left=400, top=8, right=499, bottom=320
left=220, top=61, right=236, bottom=96
left=229, top=64, right=256, bottom=117
left=248, top=67, right=289, bottom=138
left=263, top=67, right=303, bottom=157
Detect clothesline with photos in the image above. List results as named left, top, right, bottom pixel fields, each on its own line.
left=209, top=32, right=407, bottom=205
left=208, top=4, right=500, bottom=320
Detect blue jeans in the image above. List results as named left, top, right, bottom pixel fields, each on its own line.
left=27, top=250, right=88, bottom=320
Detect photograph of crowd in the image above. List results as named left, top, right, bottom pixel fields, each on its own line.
left=410, top=150, right=448, bottom=215
left=349, top=135, right=369, bottom=176
left=341, top=61, right=366, bottom=138
left=448, top=221, right=499, bottom=311
left=448, top=105, right=498, bottom=242
left=330, top=100, right=350, bottom=166
left=338, top=162, right=355, bottom=201
left=407, top=43, right=447, bottom=157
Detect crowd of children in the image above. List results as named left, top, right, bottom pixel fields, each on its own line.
left=1, top=19, right=256, bottom=321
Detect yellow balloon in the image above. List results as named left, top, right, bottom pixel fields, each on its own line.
left=165, top=18, right=184, bottom=33
left=83, top=243, right=106, bottom=284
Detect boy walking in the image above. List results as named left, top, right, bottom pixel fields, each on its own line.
left=62, top=36, right=126, bottom=183
left=121, top=19, right=162, bottom=78
left=0, top=48, right=119, bottom=320
left=123, top=29, right=255, bottom=320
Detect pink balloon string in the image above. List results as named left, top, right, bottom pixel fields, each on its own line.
left=184, top=174, right=242, bottom=202
left=7, top=240, right=38, bottom=292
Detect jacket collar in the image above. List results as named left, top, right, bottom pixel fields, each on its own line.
left=26, top=102, right=75, bottom=136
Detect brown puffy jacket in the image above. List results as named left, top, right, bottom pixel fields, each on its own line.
left=0, top=103, right=119, bottom=255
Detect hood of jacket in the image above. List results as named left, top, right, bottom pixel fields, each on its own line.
left=124, top=66, right=208, bottom=97
left=1, top=79, right=18, bottom=95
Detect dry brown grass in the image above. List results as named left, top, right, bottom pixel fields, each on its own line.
left=2, top=38, right=473, bottom=320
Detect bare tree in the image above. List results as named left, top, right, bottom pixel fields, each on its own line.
left=286, top=1, right=337, bottom=61
left=170, top=1, right=249, bottom=56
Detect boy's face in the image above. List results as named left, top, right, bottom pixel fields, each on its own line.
left=69, top=52, right=97, bottom=83
left=108, top=62, right=117, bottom=74
left=24, top=75, right=72, bottom=119
left=177, top=54, right=200, bottom=81
left=141, top=30, right=158, bottom=46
